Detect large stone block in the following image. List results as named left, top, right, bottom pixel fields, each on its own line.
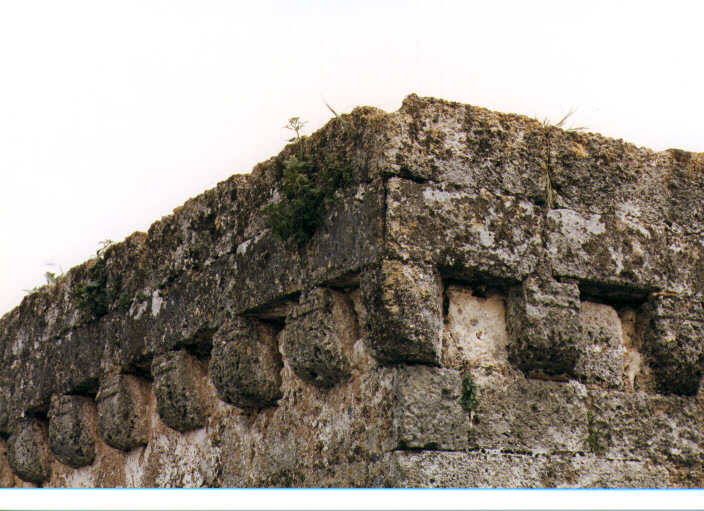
left=587, top=389, right=704, bottom=465
left=469, top=376, right=589, bottom=454
left=48, top=395, right=98, bottom=468
left=384, top=178, right=543, bottom=281
left=283, top=288, right=354, bottom=388
left=378, top=451, right=668, bottom=488
left=210, top=317, right=283, bottom=410
left=506, top=276, right=581, bottom=376
left=641, top=296, right=704, bottom=396
left=7, top=418, right=53, bottom=484
left=152, top=349, right=211, bottom=432
left=575, top=301, right=624, bottom=388
left=361, top=261, right=443, bottom=365
left=95, top=374, right=150, bottom=451
left=387, top=366, right=470, bottom=451
left=546, top=208, right=667, bottom=292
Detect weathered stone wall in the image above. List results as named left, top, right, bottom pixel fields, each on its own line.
left=1, top=94, right=703, bottom=488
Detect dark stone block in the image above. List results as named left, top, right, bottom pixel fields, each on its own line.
left=361, top=261, right=443, bottom=365
left=48, top=395, right=98, bottom=468
left=641, top=296, right=704, bottom=396
left=152, top=349, right=211, bottom=432
left=95, top=374, right=150, bottom=451
left=210, top=317, right=283, bottom=410
left=388, top=366, right=469, bottom=451
left=507, top=276, right=581, bottom=376
left=7, top=418, right=53, bottom=484
left=283, top=288, right=354, bottom=388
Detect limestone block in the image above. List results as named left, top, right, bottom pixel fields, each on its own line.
left=441, top=285, right=510, bottom=373
left=152, top=349, right=211, bottom=432
left=575, top=301, right=624, bottom=388
left=387, top=365, right=469, bottom=451
left=641, top=296, right=704, bottom=396
left=361, top=261, right=443, bottom=365
left=378, top=451, right=668, bottom=488
left=546, top=208, right=667, bottom=291
left=469, top=376, right=589, bottom=454
left=283, top=288, right=354, bottom=388
left=48, top=395, right=98, bottom=468
left=384, top=178, right=543, bottom=281
left=96, top=374, right=150, bottom=451
left=7, top=418, right=53, bottom=484
left=210, top=317, right=283, bottom=410
left=587, top=389, right=704, bottom=465
left=506, top=276, right=581, bottom=376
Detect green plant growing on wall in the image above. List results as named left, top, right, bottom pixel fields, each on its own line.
left=541, top=108, right=585, bottom=209
left=23, top=267, right=65, bottom=295
left=459, top=373, right=479, bottom=413
left=73, top=240, right=132, bottom=321
left=264, top=117, right=353, bottom=246
left=585, top=411, right=604, bottom=453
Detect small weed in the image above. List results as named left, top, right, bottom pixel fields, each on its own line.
left=265, top=117, right=353, bottom=246
left=134, top=290, right=149, bottom=303
left=284, top=117, right=307, bottom=157
left=540, top=108, right=585, bottom=209
left=23, top=266, right=65, bottom=294
left=73, top=240, right=127, bottom=321
left=459, top=373, right=479, bottom=413
left=585, top=411, right=604, bottom=453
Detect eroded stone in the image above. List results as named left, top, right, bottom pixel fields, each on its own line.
left=152, top=349, right=211, bottom=432
left=48, top=395, right=98, bottom=468
left=587, top=389, right=704, bottom=465
left=506, top=276, right=581, bottom=376
left=641, top=296, right=704, bottom=396
left=210, top=317, right=283, bottom=410
left=387, top=365, right=470, bottom=451
left=469, top=376, right=589, bottom=454
left=576, top=301, right=624, bottom=388
left=378, top=451, right=668, bottom=488
left=96, top=374, right=150, bottom=451
left=442, top=285, right=511, bottom=374
left=7, top=418, right=53, bottom=484
left=361, top=261, right=443, bottom=365
left=283, top=288, right=355, bottom=388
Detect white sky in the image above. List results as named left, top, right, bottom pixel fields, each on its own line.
left=1, top=0, right=703, bottom=316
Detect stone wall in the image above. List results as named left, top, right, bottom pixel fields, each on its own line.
left=1, top=95, right=703, bottom=488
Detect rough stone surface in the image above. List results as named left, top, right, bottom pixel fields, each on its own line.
left=587, top=389, right=704, bottom=465
left=152, top=349, right=211, bottom=432
left=385, top=178, right=543, bottom=280
left=48, top=395, right=98, bottom=468
left=575, top=301, right=624, bottom=388
left=7, top=419, right=54, bottom=484
left=210, top=317, right=283, bottom=410
left=546, top=209, right=667, bottom=294
left=506, top=276, right=581, bottom=376
left=469, top=375, right=589, bottom=454
left=2, top=94, right=704, bottom=488
left=361, top=261, right=443, bottom=365
left=641, top=296, right=704, bottom=396
left=379, top=451, right=669, bottom=488
left=442, top=285, right=512, bottom=375
left=95, top=374, right=151, bottom=451
left=283, top=288, right=355, bottom=388
left=387, top=365, right=470, bottom=451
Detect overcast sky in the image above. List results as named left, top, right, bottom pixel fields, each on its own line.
left=1, top=0, right=703, bottom=316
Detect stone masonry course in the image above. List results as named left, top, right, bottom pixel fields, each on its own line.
left=1, top=94, right=703, bottom=488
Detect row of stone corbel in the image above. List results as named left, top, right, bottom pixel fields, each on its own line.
left=4, top=260, right=704, bottom=485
